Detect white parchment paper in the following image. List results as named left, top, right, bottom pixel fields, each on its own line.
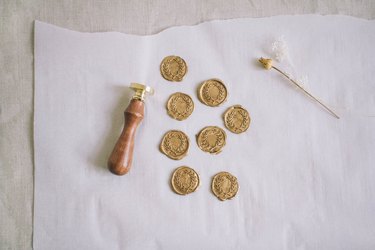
left=34, top=16, right=375, bottom=249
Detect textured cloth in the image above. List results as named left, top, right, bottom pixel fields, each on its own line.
left=1, top=1, right=375, bottom=249
left=34, top=16, right=375, bottom=249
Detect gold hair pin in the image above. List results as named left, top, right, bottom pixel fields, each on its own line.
left=258, top=57, right=339, bottom=119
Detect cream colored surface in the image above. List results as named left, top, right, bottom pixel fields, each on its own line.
left=1, top=1, right=375, bottom=249
left=34, top=17, right=375, bottom=249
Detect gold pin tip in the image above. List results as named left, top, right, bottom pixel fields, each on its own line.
left=259, top=57, right=273, bottom=70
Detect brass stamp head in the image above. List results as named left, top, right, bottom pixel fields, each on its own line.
left=130, top=83, right=154, bottom=101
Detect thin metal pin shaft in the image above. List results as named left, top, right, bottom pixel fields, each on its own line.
left=272, top=66, right=340, bottom=119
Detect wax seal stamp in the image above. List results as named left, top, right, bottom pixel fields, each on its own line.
left=160, top=55, right=188, bottom=82
left=196, top=126, right=226, bottom=154
left=211, top=172, right=239, bottom=201
left=166, top=92, right=194, bottom=121
left=107, top=83, right=154, bottom=175
left=198, top=78, right=228, bottom=107
left=171, top=166, right=200, bottom=195
left=160, top=130, right=189, bottom=160
left=223, top=105, right=250, bottom=134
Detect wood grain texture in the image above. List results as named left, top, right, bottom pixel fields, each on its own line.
left=108, top=99, right=144, bottom=175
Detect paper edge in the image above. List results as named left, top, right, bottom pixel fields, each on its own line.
left=35, top=14, right=375, bottom=39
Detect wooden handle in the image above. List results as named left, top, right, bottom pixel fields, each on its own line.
left=108, top=99, right=144, bottom=175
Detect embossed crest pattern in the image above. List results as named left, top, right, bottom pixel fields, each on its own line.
left=160, top=130, right=189, bottom=160
left=197, top=126, right=226, bottom=154
left=224, top=105, right=250, bottom=133
left=198, top=79, right=228, bottom=107
left=160, top=55, right=187, bottom=82
left=167, top=92, right=194, bottom=121
left=211, top=172, right=239, bottom=201
left=171, top=166, right=200, bottom=195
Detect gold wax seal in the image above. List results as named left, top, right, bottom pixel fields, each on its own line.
left=223, top=105, right=250, bottom=134
left=160, top=55, right=187, bottom=82
left=160, top=130, right=189, bottom=160
left=198, top=79, right=228, bottom=107
left=171, top=166, right=200, bottom=195
left=166, top=92, right=194, bottom=121
left=211, top=172, right=239, bottom=201
left=196, top=126, right=226, bottom=154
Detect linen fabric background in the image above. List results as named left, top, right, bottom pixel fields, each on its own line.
left=1, top=1, right=375, bottom=249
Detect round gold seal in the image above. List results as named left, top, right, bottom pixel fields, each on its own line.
left=160, top=130, right=189, bottom=160
left=211, top=172, right=239, bottom=201
left=198, top=79, right=228, bottom=107
left=223, top=105, right=250, bottom=134
left=160, top=55, right=187, bottom=82
left=166, top=92, right=194, bottom=121
left=196, top=126, right=226, bottom=154
left=171, top=166, right=200, bottom=195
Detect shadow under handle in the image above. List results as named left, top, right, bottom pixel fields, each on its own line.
left=108, top=99, right=144, bottom=175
